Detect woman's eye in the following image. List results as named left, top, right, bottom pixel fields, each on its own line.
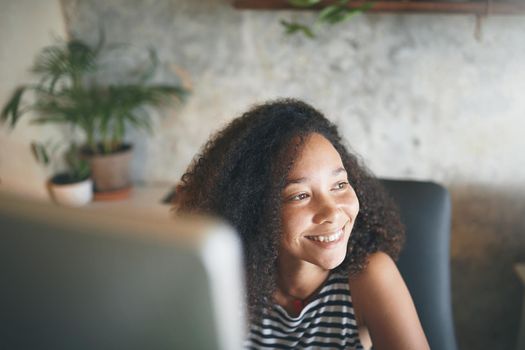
left=290, top=193, right=309, bottom=201
left=334, top=181, right=349, bottom=190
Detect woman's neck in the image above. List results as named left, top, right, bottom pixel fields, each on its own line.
left=277, top=271, right=328, bottom=300
left=274, top=261, right=330, bottom=316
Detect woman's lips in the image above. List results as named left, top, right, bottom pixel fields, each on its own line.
left=306, top=229, right=343, bottom=242
left=305, top=224, right=347, bottom=248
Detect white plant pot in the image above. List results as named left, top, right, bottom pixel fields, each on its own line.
left=49, top=177, right=93, bottom=207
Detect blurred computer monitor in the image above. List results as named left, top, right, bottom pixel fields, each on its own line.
left=0, top=193, right=246, bottom=350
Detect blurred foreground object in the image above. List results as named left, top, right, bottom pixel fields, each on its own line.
left=0, top=193, right=246, bottom=350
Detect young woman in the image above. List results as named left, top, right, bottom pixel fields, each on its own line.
left=175, top=99, right=429, bottom=350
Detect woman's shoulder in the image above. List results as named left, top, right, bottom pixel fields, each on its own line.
left=348, top=251, right=398, bottom=285
left=347, top=252, right=430, bottom=349
left=347, top=251, right=402, bottom=324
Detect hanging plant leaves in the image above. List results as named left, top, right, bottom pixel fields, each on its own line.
left=280, top=20, right=316, bottom=38
left=288, top=0, right=322, bottom=7
left=318, top=5, right=348, bottom=24
left=282, top=0, right=374, bottom=37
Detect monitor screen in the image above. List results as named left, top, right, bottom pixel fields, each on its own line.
left=0, top=193, right=247, bottom=350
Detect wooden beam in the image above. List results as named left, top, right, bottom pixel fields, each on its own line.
left=233, top=0, right=525, bottom=15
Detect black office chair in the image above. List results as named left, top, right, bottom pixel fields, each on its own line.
left=381, top=179, right=458, bottom=350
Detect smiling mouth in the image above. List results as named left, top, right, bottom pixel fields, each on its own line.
left=305, top=227, right=344, bottom=243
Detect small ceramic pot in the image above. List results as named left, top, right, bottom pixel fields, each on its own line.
left=48, top=177, right=93, bottom=207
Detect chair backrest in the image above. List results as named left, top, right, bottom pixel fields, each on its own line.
left=380, top=179, right=458, bottom=350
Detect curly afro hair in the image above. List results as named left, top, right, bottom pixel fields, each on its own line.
left=175, top=98, right=404, bottom=320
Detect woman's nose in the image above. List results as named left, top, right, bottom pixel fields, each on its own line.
left=312, top=196, right=340, bottom=224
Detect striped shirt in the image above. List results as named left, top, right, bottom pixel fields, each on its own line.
left=245, top=272, right=364, bottom=349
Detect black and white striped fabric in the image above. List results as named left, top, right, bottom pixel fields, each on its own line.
left=245, top=272, right=364, bottom=349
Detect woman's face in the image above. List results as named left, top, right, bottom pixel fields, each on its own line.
left=279, top=133, right=360, bottom=271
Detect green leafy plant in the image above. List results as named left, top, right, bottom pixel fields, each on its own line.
left=31, top=141, right=90, bottom=184
left=281, top=0, right=374, bottom=38
left=1, top=36, right=189, bottom=156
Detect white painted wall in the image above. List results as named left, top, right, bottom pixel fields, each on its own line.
left=0, top=0, right=66, bottom=200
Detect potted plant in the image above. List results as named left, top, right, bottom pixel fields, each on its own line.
left=1, top=36, right=189, bottom=199
left=31, top=141, right=92, bottom=207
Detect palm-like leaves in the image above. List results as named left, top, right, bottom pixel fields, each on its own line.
left=32, top=40, right=98, bottom=92
left=1, top=36, right=189, bottom=157
left=1, top=86, right=27, bottom=127
left=83, top=84, right=188, bottom=153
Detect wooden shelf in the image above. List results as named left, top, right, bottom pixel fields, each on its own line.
left=83, top=184, right=173, bottom=219
left=233, top=0, right=525, bottom=15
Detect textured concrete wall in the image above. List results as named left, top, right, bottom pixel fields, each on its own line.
left=3, top=0, right=525, bottom=348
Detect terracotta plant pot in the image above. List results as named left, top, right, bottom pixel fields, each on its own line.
left=82, top=144, right=133, bottom=198
left=48, top=174, right=93, bottom=207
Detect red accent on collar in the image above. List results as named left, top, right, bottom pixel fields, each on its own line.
left=293, top=299, right=305, bottom=314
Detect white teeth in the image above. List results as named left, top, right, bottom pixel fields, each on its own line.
left=307, top=230, right=342, bottom=243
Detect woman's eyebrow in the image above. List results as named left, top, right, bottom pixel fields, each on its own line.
left=284, top=167, right=347, bottom=187
left=333, top=167, right=347, bottom=176
left=284, top=177, right=307, bottom=186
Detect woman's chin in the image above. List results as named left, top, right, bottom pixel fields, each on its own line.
left=315, top=251, right=347, bottom=270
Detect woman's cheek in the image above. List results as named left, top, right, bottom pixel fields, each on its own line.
left=282, top=206, right=308, bottom=234
left=340, top=193, right=359, bottom=217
